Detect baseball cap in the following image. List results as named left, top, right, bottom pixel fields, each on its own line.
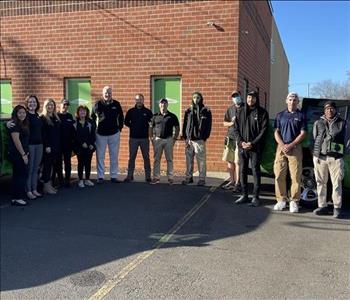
left=159, top=98, right=168, bottom=104
left=61, top=99, right=70, bottom=105
left=324, top=101, right=336, bottom=109
left=231, top=90, right=240, bottom=97
left=247, top=90, right=258, bottom=97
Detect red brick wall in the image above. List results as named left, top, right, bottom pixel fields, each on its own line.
left=237, top=1, right=272, bottom=110
left=0, top=0, right=271, bottom=175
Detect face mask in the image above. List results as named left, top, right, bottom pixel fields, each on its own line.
left=232, top=96, right=242, bottom=106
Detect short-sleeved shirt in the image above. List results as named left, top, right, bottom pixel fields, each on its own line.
left=224, top=105, right=237, bottom=140
left=274, top=109, right=307, bottom=144
left=8, top=124, right=29, bottom=155
left=151, top=111, right=179, bottom=139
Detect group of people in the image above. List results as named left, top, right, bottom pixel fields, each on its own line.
left=7, top=86, right=212, bottom=206
left=7, top=86, right=346, bottom=218
left=222, top=91, right=347, bottom=218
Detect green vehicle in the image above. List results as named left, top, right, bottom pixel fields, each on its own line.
left=261, top=98, right=350, bottom=207
left=0, top=114, right=12, bottom=176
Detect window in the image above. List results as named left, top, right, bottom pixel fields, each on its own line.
left=64, top=78, right=91, bottom=114
left=151, top=76, right=182, bottom=122
left=0, top=80, right=12, bottom=115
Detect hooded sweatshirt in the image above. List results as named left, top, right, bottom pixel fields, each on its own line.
left=182, top=94, right=212, bottom=141
left=233, top=96, right=269, bottom=152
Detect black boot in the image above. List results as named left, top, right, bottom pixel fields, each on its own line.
left=235, top=195, right=249, bottom=204
left=313, top=206, right=329, bottom=216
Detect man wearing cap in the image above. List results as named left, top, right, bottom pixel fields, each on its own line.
left=273, top=92, right=307, bottom=213
left=313, top=101, right=347, bottom=218
left=124, top=93, right=153, bottom=183
left=91, top=86, right=124, bottom=183
left=150, top=98, right=180, bottom=185
left=233, top=90, right=269, bottom=207
left=182, top=92, right=212, bottom=186
left=54, top=98, right=75, bottom=187
left=222, top=90, right=243, bottom=192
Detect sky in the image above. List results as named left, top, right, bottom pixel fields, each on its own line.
left=272, top=0, right=350, bottom=97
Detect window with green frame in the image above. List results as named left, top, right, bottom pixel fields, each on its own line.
left=0, top=80, right=13, bottom=116
left=64, top=78, right=92, bottom=115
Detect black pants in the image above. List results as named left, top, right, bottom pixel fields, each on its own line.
left=240, top=150, right=262, bottom=198
left=42, top=152, right=60, bottom=183
left=77, top=149, right=93, bottom=180
left=53, top=149, right=72, bottom=184
left=9, top=153, right=28, bottom=199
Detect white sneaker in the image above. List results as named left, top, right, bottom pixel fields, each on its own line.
left=78, top=180, right=85, bottom=188
left=84, top=180, right=94, bottom=187
left=273, top=200, right=286, bottom=211
left=289, top=201, right=299, bottom=213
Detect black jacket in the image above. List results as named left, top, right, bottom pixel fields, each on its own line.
left=73, top=119, right=96, bottom=154
left=91, top=99, right=124, bottom=136
left=182, top=102, right=212, bottom=141
left=58, top=112, right=75, bottom=150
left=313, top=114, right=347, bottom=159
left=41, top=115, right=61, bottom=155
left=233, top=101, right=269, bottom=152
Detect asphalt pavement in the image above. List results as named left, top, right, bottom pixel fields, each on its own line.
left=1, top=174, right=349, bottom=299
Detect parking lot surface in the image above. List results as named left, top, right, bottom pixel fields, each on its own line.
left=1, top=174, right=349, bottom=299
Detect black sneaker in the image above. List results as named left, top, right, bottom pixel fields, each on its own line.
left=182, top=177, right=194, bottom=185
left=111, top=178, right=122, bottom=183
left=313, top=206, right=329, bottom=216
left=146, top=178, right=152, bottom=183
left=248, top=197, right=260, bottom=207
left=11, top=199, right=27, bottom=206
left=232, top=184, right=242, bottom=193
left=97, top=178, right=104, bottom=184
left=235, top=195, right=249, bottom=204
left=150, top=178, right=160, bottom=185
left=124, top=177, right=134, bottom=183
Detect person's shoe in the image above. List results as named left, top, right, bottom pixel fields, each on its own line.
left=313, top=206, right=329, bottom=216
left=150, top=178, right=160, bottom=185
left=43, top=183, right=57, bottom=194
left=333, top=208, right=341, bottom=219
left=84, top=180, right=94, bottom=187
left=64, top=181, right=71, bottom=188
left=197, top=180, right=206, bottom=186
left=222, top=181, right=234, bottom=190
left=97, top=178, right=104, bottom=184
left=146, top=178, right=152, bottom=183
left=235, top=195, right=249, bottom=204
left=249, top=197, right=260, bottom=207
left=232, top=183, right=242, bottom=193
left=289, top=201, right=299, bottom=213
left=168, top=179, right=174, bottom=185
left=182, top=177, right=194, bottom=185
left=111, top=178, right=122, bottom=183
left=124, top=177, right=134, bottom=183
left=78, top=180, right=85, bottom=188
left=27, top=192, right=37, bottom=200
left=32, top=190, right=42, bottom=198
left=273, top=200, right=287, bottom=211
left=11, top=199, right=27, bottom=206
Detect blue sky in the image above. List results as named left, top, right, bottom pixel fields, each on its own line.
left=272, top=1, right=350, bottom=97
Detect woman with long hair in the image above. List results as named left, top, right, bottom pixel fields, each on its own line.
left=7, top=105, right=30, bottom=206
left=41, top=99, right=61, bottom=194
left=73, top=105, right=96, bottom=188
left=25, top=95, right=44, bottom=199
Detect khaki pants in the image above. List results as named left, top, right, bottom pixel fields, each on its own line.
left=185, top=140, right=206, bottom=181
left=313, top=156, right=344, bottom=208
left=274, top=144, right=303, bottom=202
left=152, top=137, right=174, bottom=180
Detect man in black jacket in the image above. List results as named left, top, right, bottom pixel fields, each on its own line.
left=124, top=94, right=153, bottom=183
left=182, top=92, right=212, bottom=186
left=233, top=90, right=269, bottom=206
left=312, top=101, right=347, bottom=218
left=91, top=86, right=124, bottom=183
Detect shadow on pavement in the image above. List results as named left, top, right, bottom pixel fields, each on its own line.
left=0, top=176, right=271, bottom=291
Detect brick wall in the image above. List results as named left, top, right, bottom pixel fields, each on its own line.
left=0, top=0, right=271, bottom=176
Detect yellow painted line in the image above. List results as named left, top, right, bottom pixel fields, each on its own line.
left=89, top=185, right=217, bottom=300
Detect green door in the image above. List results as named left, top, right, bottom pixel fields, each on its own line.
left=65, top=78, right=91, bottom=114
left=0, top=80, right=13, bottom=115
left=152, top=77, right=181, bottom=121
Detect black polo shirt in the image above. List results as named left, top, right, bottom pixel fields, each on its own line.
left=224, top=104, right=237, bottom=140
left=152, top=111, right=179, bottom=139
